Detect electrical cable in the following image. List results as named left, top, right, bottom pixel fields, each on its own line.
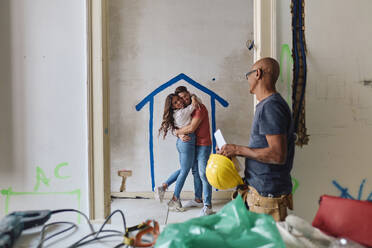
left=292, top=0, right=300, bottom=132
left=36, top=209, right=94, bottom=247
left=70, top=231, right=125, bottom=248
left=292, top=0, right=308, bottom=140
left=68, top=229, right=123, bottom=247
left=68, top=209, right=128, bottom=248
left=295, top=0, right=307, bottom=132
left=37, top=221, right=77, bottom=248
left=94, top=209, right=127, bottom=238
left=293, top=0, right=301, bottom=132
left=33, top=208, right=145, bottom=247
left=51, top=209, right=94, bottom=233
left=69, top=230, right=124, bottom=247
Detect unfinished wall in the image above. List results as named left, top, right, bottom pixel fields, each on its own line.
left=109, top=0, right=254, bottom=192
left=277, top=0, right=372, bottom=221
left=0, top=0, right=88, bottom=219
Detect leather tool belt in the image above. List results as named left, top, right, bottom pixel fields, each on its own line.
left=232, top=184, right=293, bottom=222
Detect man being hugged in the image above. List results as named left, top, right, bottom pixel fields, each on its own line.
left=175, top=86, right=214, bottom=216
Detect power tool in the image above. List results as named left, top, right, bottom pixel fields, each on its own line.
left=0, top=210, right=51, bottom=248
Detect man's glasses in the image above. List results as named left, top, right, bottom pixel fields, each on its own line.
left=245, top=69, right=257, bottom=80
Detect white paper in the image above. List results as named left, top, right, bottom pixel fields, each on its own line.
left=214, top=129, right=226, bottom=149
left=214, top=129, right=242, bottom=173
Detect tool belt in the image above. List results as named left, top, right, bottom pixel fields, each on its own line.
left=232, top=184, right=293, bottom=222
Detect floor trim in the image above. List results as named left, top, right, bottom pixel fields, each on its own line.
left=111, top=191, right=233, bottom=200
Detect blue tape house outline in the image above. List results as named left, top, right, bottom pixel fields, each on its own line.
left=136, top=73, right=229, bottom=191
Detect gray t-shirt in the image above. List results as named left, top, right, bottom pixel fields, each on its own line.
left=245, top=93, right=295, bottom=196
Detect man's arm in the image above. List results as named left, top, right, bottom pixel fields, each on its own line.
left=218, top=134, right=287, bottom=165
left=175, top=116, right=202, bottom=135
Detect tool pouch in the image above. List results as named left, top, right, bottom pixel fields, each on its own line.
left=246, top=186, right=293, bottom=222
left=231, top=184, right=250, bottom=208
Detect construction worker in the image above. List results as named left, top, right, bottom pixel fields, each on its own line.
left=217, top=57, right=295, bottom=221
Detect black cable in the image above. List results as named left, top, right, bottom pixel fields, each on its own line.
left=71, top=231, right=124, bottom=247
left=291, top=0, right=307, bottom=134
left=51, top=209, right=94, bottom=233
left=34, top=209, right=95, bottom=248
left=36, top=209, right=94, bottom=247
left=37, top=221, right=77, bottom=248
left=292, top=0, right=300, bottom=132
left=67, top=231, right=100, bottom=247
left=34, top=208, right=129, bottom=248
left=67, top=230, right=117, bottom=248
left=95, top=209, right=127, bottom=238
left=75, top=229, right=123, bottom=244
left=71, top=209, right=127, bottom=248
left=295, top=0, right=307, bottom=132
left=68, top=209, right=128, bottom=247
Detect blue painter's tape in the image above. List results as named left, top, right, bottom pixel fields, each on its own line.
left=210, top=97, right=218, bottom=192
left=332, top=180, right=354, bottom=200
left=210, top=97, right=216, bottom=154
left=136, top=73, right=229, bottom=191
left=368, top=192, right=372, bottom=202
left=149, top=98, right=155, bottom=191
left=358, top=179, right=366, bottom=200
left=248, top=40, right=254, bottom=50
left=136, top=73, right=229, bottom=112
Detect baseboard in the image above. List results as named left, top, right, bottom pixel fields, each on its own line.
left=90, top=218, right=109, bottom=224
left=111, top=190, right=233, bottom=200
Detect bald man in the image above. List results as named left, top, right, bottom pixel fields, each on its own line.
left=217, top=57, right=295, bottom=221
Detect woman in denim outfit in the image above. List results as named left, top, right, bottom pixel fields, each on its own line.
left=157, top=93, right=200, bottom=211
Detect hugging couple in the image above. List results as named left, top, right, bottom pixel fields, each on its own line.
left=157, top=86, right=213, bottom=216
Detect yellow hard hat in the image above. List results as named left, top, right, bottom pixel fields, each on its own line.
left=206, top=154, right=244, bottom=190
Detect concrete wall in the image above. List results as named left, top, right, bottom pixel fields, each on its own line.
left=277, top=0, right=372, bottom=222
left=0, top=0, right=88, bottom=219
left=109, top=0, right=254, bottom=192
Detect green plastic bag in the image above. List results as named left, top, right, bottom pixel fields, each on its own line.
left=155, top=195, right=285, bottom=248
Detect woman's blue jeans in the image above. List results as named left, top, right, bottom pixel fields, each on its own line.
left=164, top=133, right=196, bottom=199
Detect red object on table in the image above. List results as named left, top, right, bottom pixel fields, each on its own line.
left=312, top=195, right=372, bottom=247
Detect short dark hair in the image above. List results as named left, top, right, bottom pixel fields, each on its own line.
left=175, top=86, right=188, bottom=95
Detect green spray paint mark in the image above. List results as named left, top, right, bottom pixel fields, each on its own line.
left=280, top=44, right=293, bottom=106
left=1, top=188, right=10, bottom=215
left=2, top=163, right=82, bottom=223
left=54, top=162, right=71, bottom=180
left=34, top=166, right=51, bottom=192
left=1, top=187, right=82, bottom=223
left=291, top=177, right=299, bottom=195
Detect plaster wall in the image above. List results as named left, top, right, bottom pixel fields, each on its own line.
left=0, top=0, right=88, bottom=219
left=109, top=0, right=254, bottom=192
left=277, top=0, right=372, bottom=221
